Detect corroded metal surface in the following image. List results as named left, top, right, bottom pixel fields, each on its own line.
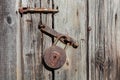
left=43, top=46, right=66, bottom=69
left=39, top=25, right=79, bottom=48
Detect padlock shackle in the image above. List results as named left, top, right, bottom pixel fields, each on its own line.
left=53, top=35, right=67, bottom=46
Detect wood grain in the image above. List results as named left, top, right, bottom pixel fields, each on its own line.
left=0, top=0, right=17, bottom=80
left=54, top=0, right=88, bottom=80
left=18, top=0, right=52, bottom=80
left=88, top=0, right=120, bottom=80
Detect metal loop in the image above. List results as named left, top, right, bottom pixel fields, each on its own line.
left=53, top=35, right=67, bottom=46
left=64, top=43, right=69, bottom=50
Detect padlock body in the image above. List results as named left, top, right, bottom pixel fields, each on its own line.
left=43, top=45, right=66, bottom=69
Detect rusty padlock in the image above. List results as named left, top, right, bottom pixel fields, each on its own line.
left=43, top=35, right=68, bottom=70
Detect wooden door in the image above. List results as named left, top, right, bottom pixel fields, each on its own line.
left=0, top=0, right=120, bottom=80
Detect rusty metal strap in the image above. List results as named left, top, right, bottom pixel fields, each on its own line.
left=39, top=25, right=79, bottom=48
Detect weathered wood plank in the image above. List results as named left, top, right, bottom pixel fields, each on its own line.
left=88, top=0, right=100, bottom=80
left=116, top=1, right=120, bottom=80
left=0, top=0, right=17, bottom=80
left=40, top=0, right=53, bottom=80
left=104, top=0, right=119, bottom=80
left=16, top=0, right=24, bottom=80
left=54, top=0, right=88, bottom=80
left=88, top=0, right=120, bottom=80
left=19, top=0, right=53, bottom=80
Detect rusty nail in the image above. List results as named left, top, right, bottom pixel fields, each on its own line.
left=87, top=27, right=92, bottom=31
left=88, top=27, right=92, bottom=31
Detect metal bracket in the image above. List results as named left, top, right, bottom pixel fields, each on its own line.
left=39, top=25, right=79, bottom=48
left=19, top=7, right=59, bottom=14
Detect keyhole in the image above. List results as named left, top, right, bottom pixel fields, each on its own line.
left=50, top=52, right=60, bottom=67
left=53, top=55, right=57, bottom=59
left=51, top=55, right=58, bottom=67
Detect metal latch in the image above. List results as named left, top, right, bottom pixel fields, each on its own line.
left=39, top=24, right=79, bottom=48
left=19, top=7, right=59, bottom=14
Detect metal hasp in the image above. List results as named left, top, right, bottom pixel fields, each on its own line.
left=39, top=25, right=79, bottom=48
left=19, top=7, right=59, bottom=14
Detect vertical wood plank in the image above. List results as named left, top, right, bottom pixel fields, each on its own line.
left=54, top=0, right=88, bottom=80
left=88, top=0, right=100, bottom=80
left=20, top=0, right=52, bottom=80
left=16, top=0, right=24, bottom=80
left=40, top=0, right=53, bottom=80
left=88, top=0, right=120, bottom=80
left=116, top=1, right=120, bottom=80
left=0, top=0, right=17, bottom=80
left=104, top=0, right=119, bottom=80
